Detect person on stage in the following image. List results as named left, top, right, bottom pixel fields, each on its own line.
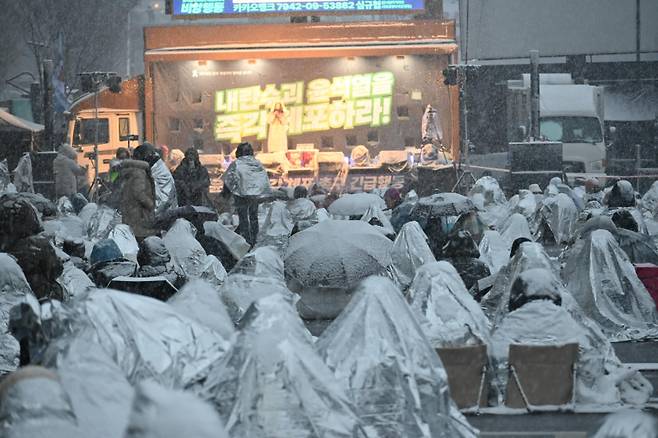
left=266, top=102, right=289, bottom=153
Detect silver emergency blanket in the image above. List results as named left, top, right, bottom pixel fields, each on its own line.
left=108, top=224, right=139, bottom=263
left=361, top=204, right=395, bottom=236
left=478, top=230, right=509, bottom=275
left=78, top=202, right=98, bottom=227
left=220, top=246, right=294, bottom=323
left=222, top=155, right=272, bottom=198
left=198, top=294, right=367, bottom=438
left=168, top=279, right=235, bottom=339
left=255, top=200, right=293, bottom=253
left=13, top=152, right=34, bottom=193
left=511, top=189, right=538, bottom=222
left=606, top=206, right=649, bottom=235
left=469, top=176, right=509, bottom=227
left=0, top=158, right=10, bottom=191
left=199, top=254, right=228, bottom=289
left=407, top=262, right=491, bottom=348
left=500, top=213, right=533, bottom=246
left=533, top=193, right=579, bottom=244
left=562, top=229, right=658, bottom=341
left=0, top=254, right=39, bottom=376
left=593, top=410, right=658, bottom=438
left=45, top=289, right=232, bottom=388
left=491, top=299, right=653, bottom=406
left=317, top=277, right=477, bottom=438
left=287, top=197, right=318, bottom=231
left=0, top=372, right=81, bottom=438
left=86, top=205, right=121, bottom=241
left=641, top=181, right=658, bottom=215
left=57, top=262, right=94, bottom=300
left=151, top=159, right=178, bottom=216
left=124, top=381, right=229, bottom=438
left=163, top=219, right=207, bottom=279
left=56, top=196, right=75, bottom=216
left=40, top=333, right=135, bottom=438
left=481, top=241, right=559, bottom=326
left=43, top=216, right=86, bottom=243
left=389, top=221, right=435, bottom=290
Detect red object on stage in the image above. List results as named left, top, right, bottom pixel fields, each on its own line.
left=634, top=263, right=658, bottom=311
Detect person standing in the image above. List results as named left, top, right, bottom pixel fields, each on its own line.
left=53, top=143, right=87, bottom=199
left=222, top=142, right=271, bottom=245
left=266, top=102, right=288, bottom=153
left=173, top=147, right=210, bottom=206
left=118, top=158, right=157, bottom=239
left=133, top=143, right=178, bottom=216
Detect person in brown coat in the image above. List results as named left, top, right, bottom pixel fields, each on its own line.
left=53, top=144, right=86, bottom=199
left=118, top=159, right=157, bottom=239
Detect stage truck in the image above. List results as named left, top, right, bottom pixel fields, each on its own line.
left=507, top=73, right=607, bottom=179
left=67, top=19, right=460, bottom=193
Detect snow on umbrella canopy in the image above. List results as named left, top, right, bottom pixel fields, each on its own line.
left=327, top=192, right=386, bottom=217
left=284, top=220, right=393, bottom=290
left=410, top=193, right=476, bottom=228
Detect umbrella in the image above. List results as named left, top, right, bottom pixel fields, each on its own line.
left=285, top=220, right=393, bottom=289
left=327, top=192, right=386, bottom=217
left=155, top=205, right=218, bottom=231
left=108, top=276, right=178, bottom=301
left=409, top=193, right=476, bottom=230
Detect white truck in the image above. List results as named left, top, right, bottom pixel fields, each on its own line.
left=507, top=73, right=606, bottom=177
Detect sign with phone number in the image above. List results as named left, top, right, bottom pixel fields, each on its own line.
left=173, top=0, right=423, bottom=15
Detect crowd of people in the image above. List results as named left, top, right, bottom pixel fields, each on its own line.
left=0, top=142, right=656, bottom=436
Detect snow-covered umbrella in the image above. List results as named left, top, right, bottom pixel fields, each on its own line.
left=327, top=192, right=386, bottom=217
left=410, top=193, right=476, bottom=227
left=284, top=220, right=393, bottom=289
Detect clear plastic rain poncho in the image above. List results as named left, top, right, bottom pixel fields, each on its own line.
left=151, top=159, right=178, bottom=216
left=168, top=279, right=235, bottom=339
left=197, top=294, right=368, bottom=438
left=407, top=262, right=491, bottom=348
left=533, top=192, right=579, bottom=245
left=220, top=246, right=295, bottom=323
left=43, top=289, right=232, bottom=389
left=78, top=202, right=98, bottom=228
left=222, top=155, right=272, bottom=198
left=478, top=230, right=509, bottom=275
left=389, top=221, right=435, bottom=290
left=124, top=381, right=229, bottom=438
left=500, top=213, right=533, bottom=246
left=255, top=200, right=293, bottom=254
left=0, top=254, right=39, bottom=376
left=163, top=219, right=208, bottom=279
left=490, top=268, right=653, bottom=407
left=0, top=368, right=81, bottom=438
left=562, top=229, right=658, bottom=341
left=316, top=277, right=478, bottom=438
left=40, top=333, right=135, bottom=438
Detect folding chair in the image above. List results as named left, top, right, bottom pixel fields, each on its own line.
left=505, top=343, right=578, bottom=411
left=436, top=344, right=489, bottom=411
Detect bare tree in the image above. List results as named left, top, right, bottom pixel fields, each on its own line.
left=7, top=0, right=139, bottom=94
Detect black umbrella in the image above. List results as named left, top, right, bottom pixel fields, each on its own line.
left=410, top=193, right=476, bottom=227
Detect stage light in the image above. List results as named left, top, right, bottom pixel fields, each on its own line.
left=197, top=60, right=207, bottom=66
left=396, top=55, right=405, bottom=60
left=247, top=59, right=257, bottom=65
left=347, top=57, right=356, bottom=61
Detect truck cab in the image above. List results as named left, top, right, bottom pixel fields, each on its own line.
left=67, top=109, right=143, bottom=182
left=507, top=74, right=606, bottom=178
